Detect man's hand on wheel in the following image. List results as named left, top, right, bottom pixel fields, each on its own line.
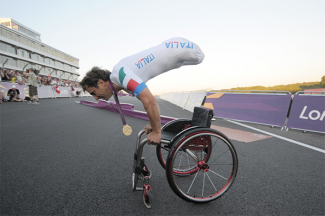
left=147, top=131, right=162, bottom=145
left=144, top=124, right=161, bottom=145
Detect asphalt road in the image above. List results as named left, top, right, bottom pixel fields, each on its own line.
left=1, top=97, right=324, bottom=215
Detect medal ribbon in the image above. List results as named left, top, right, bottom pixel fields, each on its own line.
left=108, top=79, right=127, bottom=125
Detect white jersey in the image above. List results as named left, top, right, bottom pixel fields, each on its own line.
left=110, top=37, right=204, bottom=97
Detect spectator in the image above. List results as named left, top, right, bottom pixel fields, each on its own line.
left=42, top=77, right=48, bottom=86
left=7, top=70, right=15, bottom=82
left=64, top=80, right=70, bottom=87
left=11, top=70, right=17, bottom=83
left=22, top=69, right=29, bottom=83
left=37, top=76, right=42, bottom=86
left=46, top=77, right=51, bottom=86
left=7, top=85, right=24, bottom=102
left=23, top=68, right=40, bottom=105
left=51, top=78, right=58, bottom=86
left=2, top=69, right=10, bottom=81
left=22, top=75, right=28, bottom=84
left=58, top=79, right=63, bottom=86
left=47, top=76, right=52, bottom=85
left=16, top=71, right=25, bottom=85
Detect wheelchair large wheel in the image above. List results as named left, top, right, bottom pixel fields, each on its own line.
left=166, top=128, right=238, bottom=203
left=156, top=144, right=170, bottom=169
left=157, top=135, right=212, bottom=176
left=156, top=120, right=192, bottom=170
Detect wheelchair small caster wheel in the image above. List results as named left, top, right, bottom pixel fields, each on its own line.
left=143, top=177, right=153, bottom=208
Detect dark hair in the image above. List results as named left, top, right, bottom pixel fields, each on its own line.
left=80, top=66, right=111, bottom=92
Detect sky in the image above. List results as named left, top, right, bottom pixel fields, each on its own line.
left=1, top=0, right=324, bottom=95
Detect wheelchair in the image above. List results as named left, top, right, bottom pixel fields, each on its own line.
left=132, top=107, right=238, bottom=208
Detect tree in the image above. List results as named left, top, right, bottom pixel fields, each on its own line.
left=321, top=75, right=325, bottom=87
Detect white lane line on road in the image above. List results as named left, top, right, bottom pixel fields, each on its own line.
left=227, top=120, right=325, bottom=154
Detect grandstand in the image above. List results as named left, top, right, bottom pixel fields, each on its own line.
left=0, top=18, right=79, bottom=81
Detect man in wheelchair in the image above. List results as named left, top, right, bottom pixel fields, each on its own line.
left=80, top=37, right=204, bottom=145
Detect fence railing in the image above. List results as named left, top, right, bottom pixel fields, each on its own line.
left=160, top=91, right=207, bottom=112
left=160, top=90, right=325, bottom=133
left=0, top=82, right=90, bottom=99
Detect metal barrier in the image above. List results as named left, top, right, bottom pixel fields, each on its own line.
left=286, top=91, right=325, bottom=133
left=160, top=90, right=207, bottom=112
left=184, top=91, right=207, bottom=112
left=0, top=82, right=90, bottom=99
left=162, top=89, right=325, bottom=133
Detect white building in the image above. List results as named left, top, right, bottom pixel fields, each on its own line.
left=0, top=18, right=79, bottom=81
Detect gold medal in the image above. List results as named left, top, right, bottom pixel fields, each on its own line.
left=123, top=124, right=132, bottom=136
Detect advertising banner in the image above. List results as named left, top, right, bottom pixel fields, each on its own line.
left=53, top=86, right=73, bottom=98
left=286, top=95, right=325, bottom=133
left=204, top=92, right=292, bottom=127
left=38, top=86, right=56, bottom=98
left=0, top=82, right=29, bottom=99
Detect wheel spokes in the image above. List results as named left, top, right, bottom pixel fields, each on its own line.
left=169, top=132, right=237, bottom=201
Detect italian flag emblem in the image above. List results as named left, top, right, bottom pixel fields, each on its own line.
left=118, top=67, right=147, bottom=97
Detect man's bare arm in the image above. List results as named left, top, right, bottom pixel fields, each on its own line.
left=137, top=87, right=162, bottom=144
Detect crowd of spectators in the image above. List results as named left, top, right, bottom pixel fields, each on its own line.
left=0, top=67, right=27, bottom=84
left=0, top=67, right=80, bottom=88
left=1, top=67, right=82, bottom=103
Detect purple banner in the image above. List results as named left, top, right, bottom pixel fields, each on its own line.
left=79, top=100, right=175, bottom=125
left=204, top=93, right=292, bottom=127
left=0, top=82, right=29, bottom=99
left=287, top=95, right=325, bottom=133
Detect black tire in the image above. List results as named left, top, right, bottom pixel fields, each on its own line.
left=166, top=128, right=238, bottom=203
left=143, top=186, right=153, bottom=208
left=156, top=144, right=170, bottom=169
